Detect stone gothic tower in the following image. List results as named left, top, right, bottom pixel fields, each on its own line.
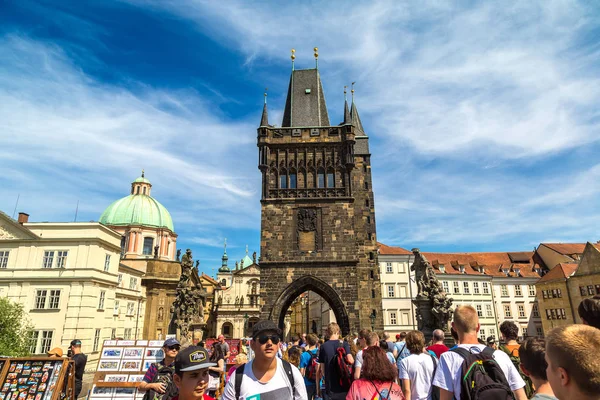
left=257, top=58, right=383, bottom=334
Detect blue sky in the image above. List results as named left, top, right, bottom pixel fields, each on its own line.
left=1, top=0, right=600, bottom=277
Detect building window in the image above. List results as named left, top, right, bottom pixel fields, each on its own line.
left=98, top=291, right=105, bottom=310
left=390, top=312, right=397, bottom=325
left=580, top=286, right=587, bottom=296
left=501, top=285, right=509, bottom=297
left=551, top=309, right=557, bottom=320
left=129, top=277, right=138, bottom=290
left=366, top=216, right=371, bottom=224
left=473, top=282, right=480, bottom=294
left=42, top=251, right=55, bottom=268
left=387, top=285, right=395, bottom=298
left=124, top=328, right=132, bottom=340
left=385, top=263, right=393, bottom=273
left=371, top=289, right=375, bottom=299
left=532, top=303, right=539, bottom=318
left=34, top=290, right=47, bottom=309
left=543, top=290, right=548, bottom=299
left=546, top=309, right=552, bottom=319
left=479, top=329, right=485, bottom=340
left=143, top=238, right=154, bottom=255
left=289, top=173, right=297, bottom=189
left=104, top=254, right=111, bottom=272
left=317, top=170, right=325, bottom=188
left=279, top=173, right=287, bottom=189
left=327, top=172, right=335, bottom=188
left=515, top=285, right=522, bottom=296
left=482, top=282, right=490, bottom=294
left=111, top=328, right=116, bottom=339
left=93, top=329, right=101, bottom=352
left=114, top=300, right=120, bottom=315
left=486, top=304, right=493, bottom=318
left=56, top=251, right=68, bottom=268
left=596, top=284, right=600, bottom=295
left=522, top=327, right=528, bottom=338
left=0, top=251, right=9, bottom=268
left=476, top=305, right=483, bottom=317
left=118, top=274, right=123, bottom=286
left=439, top=265, right=445, bottom=273
left=364, top=182, right=369, bottom=190
left=30, top=330, right=53, bottom=354
left=442, top=281, right=449, bottom=293
left=34, top=289, right=60, bottom=310
left=518, top=304, right=526, bottom=318
left=560, top=309, right=566, bottom=319
left=127, top=302, right=135, bottom=316
left=588, top=285, right=595, bottom=295
left=489, top=328, right=496, bottom=338
left=528, top=285, right=536, bottom=296
left=453, top=282, right=460, bottom=294
left=504, top=304, right=512, bottom=318
left=536, top=327, right=543, bottom=336
left=365, top=199, right=370, bottom=207
left=463, top=282, right=470, bottom=294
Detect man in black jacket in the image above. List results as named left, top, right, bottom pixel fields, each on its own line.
left=69, top=339, right=87, bottom=398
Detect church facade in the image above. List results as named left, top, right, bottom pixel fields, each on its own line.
left=257, top=54, right=383, bottom=333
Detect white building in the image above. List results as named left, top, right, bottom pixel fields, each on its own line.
left=0, top=211, right=144, bottom=366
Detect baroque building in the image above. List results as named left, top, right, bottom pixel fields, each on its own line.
left=257, top=52, right=383, bottom=334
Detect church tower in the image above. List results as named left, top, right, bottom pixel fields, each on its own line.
left=257, top=49, right=383, bottom=333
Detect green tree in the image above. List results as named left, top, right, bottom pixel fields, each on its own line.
left=0, top=297, right=33, bottom=356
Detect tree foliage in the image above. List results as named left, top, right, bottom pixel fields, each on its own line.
left=0, top=297, right=33, bottom=356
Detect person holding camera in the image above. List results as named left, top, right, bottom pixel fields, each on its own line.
left=68, top=339, right=87, bottom=398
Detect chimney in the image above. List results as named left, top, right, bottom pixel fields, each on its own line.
left=17, top=212, right=29, bottom=224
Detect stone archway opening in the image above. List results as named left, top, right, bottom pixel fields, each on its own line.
left=269, top=275, right=351, bottom=337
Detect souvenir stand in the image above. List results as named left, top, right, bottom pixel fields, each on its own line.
left=90, top=340, right=166, bottom=400
left=0, top=356, right=75, bottom=400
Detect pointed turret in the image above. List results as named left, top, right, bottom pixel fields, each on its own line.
left=342, top=86, right=351, bottom=125
left=350, top=84, right=365, bottom=135
left=259, top=90, right=269, bottom=127
left=282, top=68, right=330, bottom=127
left=218, top=239, right=230, bottom=272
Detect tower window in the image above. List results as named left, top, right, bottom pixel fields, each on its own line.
left=289, top=173, right=297, bottom=189
left=143, top=237, right=154, bottom=255
left=370, top=269, right=374, bottom=279
left=143, top=187, right=146, bottom=195
left=280, top=173, right=287, bottom=189
left=317, top=169, right=325, bottom=188
left=327, top=172, right=335, bottom=188
left=364, top=182, right=369, bottom=190
left=365, top=199, right=370, bottom=207
left=367, top=216, right=371, bottom=224
left=136, top=187, right=140, bottom=194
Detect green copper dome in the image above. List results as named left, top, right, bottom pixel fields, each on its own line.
left=99, top=174, right=174, bottom=232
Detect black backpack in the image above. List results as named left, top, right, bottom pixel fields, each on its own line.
left=427, top=353, right=440, bottom=400
left=452, top=347, right=515, bottom=400
left=143, top=363, right=179, bottom=400
left=234, top=359, right=296, bottom=399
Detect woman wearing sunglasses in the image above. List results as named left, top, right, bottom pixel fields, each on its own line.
left=222, top=320, right=308, bottom=399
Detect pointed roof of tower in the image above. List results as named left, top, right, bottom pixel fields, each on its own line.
left=282, top=69, right=330, bottom=127
left=219, top=239, right=230, bottom=272
left=343, top=87, right=351, bottom=125
left=350, top=100, right=365, bottom=135
left=259, top=90, right=269, bottom=127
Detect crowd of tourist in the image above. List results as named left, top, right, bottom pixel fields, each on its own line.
left=136, top=295, right=600, bottom=400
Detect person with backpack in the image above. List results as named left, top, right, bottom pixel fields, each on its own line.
left=316, top=322, right=355, bottom=400
left=353, top=329, right=375, bottom=380
left=432, top=305, right=527, bottom=400
left=399, top=330, right=437, bottom=400
left=299, top=333, right=319, bottom=400
left=395, top=332, right=411, bottom=374
left=518, top=338, right=557, bottom=400
left=139, top=338, right=181, bottom=400
left=170, top=346, right=216, bottom=400
left=222, top=320, right=307, bottom=399
left=346, top=346, right=404, bottom=400
left=499, top=320, right=534, bottom=398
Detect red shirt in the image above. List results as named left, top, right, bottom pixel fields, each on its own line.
left=426, top=343, right=449, bottom=358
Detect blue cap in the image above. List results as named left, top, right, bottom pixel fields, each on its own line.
left=163, top=338, right=180, bottom=347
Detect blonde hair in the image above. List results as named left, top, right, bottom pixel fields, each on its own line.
left=326, top=322, right=341, bottom=337
left=546, top=324, right=600, bottom=395
left=235, top=353, right=248, bottom=364
left=366, top=332, right=380, bottom=346
left=453, top=305, right=479, bottom=333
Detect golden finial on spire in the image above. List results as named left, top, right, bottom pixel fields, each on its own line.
left=351, top=81, right=356, bottom=100
left=344, top=85, right=347, bottom=100
left=314, top=47, right=319, bottom=69
left=141, top=169, right=145, bottom=178
left=291, top=48, right=295, bottom=70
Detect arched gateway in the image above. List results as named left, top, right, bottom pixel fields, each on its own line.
left=270, top=275, right=350, bottom=335
left=257, top=58, right=383, bottom=334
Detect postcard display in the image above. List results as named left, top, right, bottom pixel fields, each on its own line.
left=91, top=340, right=166, bottom=400
left=0, top=357, right=75, bottom=400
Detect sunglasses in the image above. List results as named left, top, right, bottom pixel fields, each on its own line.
left=257, top=335, right=280, bottom=345
left=167, top=345, right=180, bottom=351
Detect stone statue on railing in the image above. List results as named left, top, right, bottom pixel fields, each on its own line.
left=411, top=248, right=454, bottom=340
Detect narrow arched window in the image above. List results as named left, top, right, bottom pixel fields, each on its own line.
left=317, top=168, right=325, bottom=188
left=289, top=172, right=297, bottom=189
left=136, top=187, right=140, bottom=194
left=327, top=172, right=335, bottom=188
left=280, top=172, right=287, bottom=189
left=143, top=187, right=146, bottom=195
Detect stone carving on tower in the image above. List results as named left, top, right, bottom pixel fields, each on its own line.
left=411, top=248, right=454, bottom=340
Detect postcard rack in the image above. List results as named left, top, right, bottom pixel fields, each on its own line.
left=0, top=356, right=75, bottom=400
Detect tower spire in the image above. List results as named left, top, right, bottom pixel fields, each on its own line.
left=343, top=86, right=351, bottom=124
left=260, top=88, right=269, bottom=127
left=350, top=82, right=365, bottom=135
left=219, top=238, right=230, bottom=272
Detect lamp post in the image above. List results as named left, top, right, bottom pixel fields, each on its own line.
left=243, top=313, right=249, bottom=337
left=370, top=311, right=376, bottom=331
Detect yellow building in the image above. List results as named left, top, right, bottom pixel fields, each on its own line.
left=0, top=211, right=144, bottom=366
left=536, top=242, right=600, bottom=334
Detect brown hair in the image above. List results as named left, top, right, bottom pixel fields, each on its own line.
left=366, top=332, right=380, bottom=347
left=287, top=346, right=301, bottom=367
left=306, top=333, right=318, bottom=346
left=361, top=346, right=397, bottom=383
left=546, top=324, right=600, bottom=395
left=345, top=335, right=358, bottom=358
left=405, top=330, right=425, bottom=354
left=453, top=305, right=479, bottom=334
left=358, top=328, right=371, bottom=340
left=519, top=337, right=547, bottom=380
left=578, top=295, right=600, bottom=329
left=326, top=323, right=340, bottom=337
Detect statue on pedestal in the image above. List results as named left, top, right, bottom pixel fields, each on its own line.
left=411, top=248, right=454, bottom=341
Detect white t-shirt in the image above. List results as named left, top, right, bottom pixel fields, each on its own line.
left=432, top=344, right=525, bottom=399
left=399, top=353, right=436, bottom=400
left=354, top=348, right=368, bottom=369
left=222, top=358, right=307, bottom=400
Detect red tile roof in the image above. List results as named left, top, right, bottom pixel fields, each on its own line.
left=422, top=251, right=542, bottom=278
left=537, top=263, right=578, bottom=284
left=378, top=243, right=412, bottom=255
left=201, top=273, right=218, bottom=285
left=540, top=243, right=586, bottom=256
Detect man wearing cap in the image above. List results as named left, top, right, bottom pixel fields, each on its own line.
left=68, top=339, right=87, bottom=398
left=139, top=338, right=181, bottom=394
left=487, top=336, right=498, bottom=350
left=172, top=346, right=216, bottom=400
left=222, top=320, right=307, bottom=399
